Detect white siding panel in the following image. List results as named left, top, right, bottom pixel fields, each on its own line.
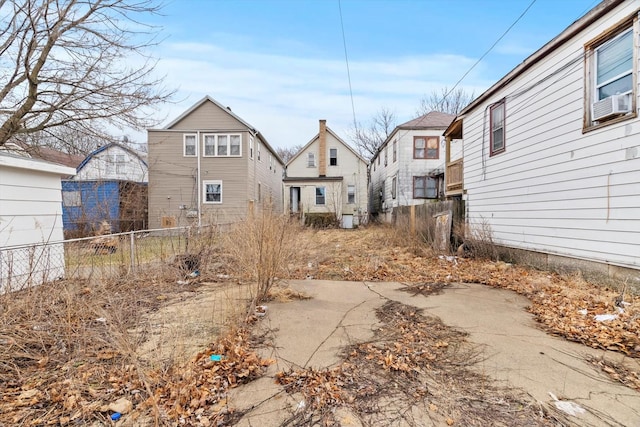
left=461, top=2, right=640, bottom=270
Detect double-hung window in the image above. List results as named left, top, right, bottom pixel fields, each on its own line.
left=414, top=136, right=439, bottom=159
left=307, top=152, right=316, bottom=167
left=490, top=101, right=505, bottom=156
left=203, top=134, right=242, bottom=157
left=329, top=148, right=338, bottom=166
left=414, top=176, right=438, bottom=199
left=315, top=186, right=326, bottom=205
left=203, top=180, right=222, bottom=203
left=184, top=134, right=197, bottom=157
left=585, top=18, right=636, bottom=129
left=392, top=140, right=397, bottom=162
left=391, top=177, right=397, bottom=199
left=347, top=185, right=355, bottom=204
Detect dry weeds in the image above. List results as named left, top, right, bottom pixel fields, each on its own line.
left=1, top=224, right=639, bottom=426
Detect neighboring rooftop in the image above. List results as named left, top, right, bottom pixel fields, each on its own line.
left=398, top=111, right=456, bottom=130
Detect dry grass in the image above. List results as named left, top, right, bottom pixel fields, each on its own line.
left=1, top=224, right=638, bottom=426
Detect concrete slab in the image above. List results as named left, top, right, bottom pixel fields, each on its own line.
left=228, top=280, right=640, bottom=426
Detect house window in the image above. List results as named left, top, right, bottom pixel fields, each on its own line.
left=414, top=176, right=438, bottom=199
left=257, top=143, right=261, bottom=161
left=307, top=152, right=315, bottom=167
left=585, top=21, right=635, bottom=128
left=315, top=186, right=326, bottom=205
left=391, top=177, right=397, bottom=199
left=490, top=101, right=505, bottom=156
left=392, top=140, right=397, bottom=162
left=258, top=182, right=261, bottom=202
left=203, top=134, right=242, bottom=157
left=230, top=135, right=241, bottom=155
left=62, top=190, right=81, bottom=207
left=384, top=145, right=388, bottom=166
left=269, top=154, right=273, bottom=170
left=184, top=134, right=197, bottom=157
left=347, top=185, right=355, bottom=204
left=329, top=148, right=338, bottom=166
left=203, top=180, right=222, bottom=203
left=414, top=136, right=439, bottom=159
left=250, top=137, right=254, bottom=159
left=115, top=154, right=126, bottom=174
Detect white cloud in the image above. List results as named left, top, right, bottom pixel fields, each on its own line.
left=139, top=41, right=490, bottom=150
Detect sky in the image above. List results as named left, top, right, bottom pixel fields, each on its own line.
left=137, top=0, right=601, bottom=150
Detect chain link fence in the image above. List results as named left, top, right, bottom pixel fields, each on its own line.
left=0, top=224, right=232, bottom=293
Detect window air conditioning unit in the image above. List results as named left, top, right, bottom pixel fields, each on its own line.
left=592, top=94, right=631, bottom=121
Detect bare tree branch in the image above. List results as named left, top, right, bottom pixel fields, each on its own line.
left=417, top=86, right=475, bottom=116
left=349, top=107, right=396, bottom=161
left=276, top=144, right=303, bottom=164
left=0, top=0, right=174, bottom=148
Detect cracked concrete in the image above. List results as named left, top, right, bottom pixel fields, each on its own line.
left=229, top=280, right=640, bottom=426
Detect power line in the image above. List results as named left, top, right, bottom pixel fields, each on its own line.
left=338, top=0, right=357, bottom=131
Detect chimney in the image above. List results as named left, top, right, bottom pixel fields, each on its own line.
left=318, top=119, right=327, bottom=177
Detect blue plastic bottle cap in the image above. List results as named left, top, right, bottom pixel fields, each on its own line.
left=111, top=412, right=122, bottom=421
left=210, top=354, right=222, bottom=361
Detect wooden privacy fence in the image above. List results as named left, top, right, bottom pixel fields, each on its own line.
left=392, top=199, right=465, bottom=251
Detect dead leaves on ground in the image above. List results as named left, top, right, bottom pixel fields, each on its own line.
left=277, top=301, right=550, bottom=426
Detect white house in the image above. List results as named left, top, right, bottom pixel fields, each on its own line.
left=0, top=149, right=76, bottom=291
left=284, top=120, right=368, bottom=228
left=444, top=0, right=640, bottom=281
left=370, top=112, right=454, bottom=222
left=73, top=142, right=147, bottom=182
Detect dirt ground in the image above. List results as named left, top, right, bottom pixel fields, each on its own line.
left=1, top=225, right=639, bottom=426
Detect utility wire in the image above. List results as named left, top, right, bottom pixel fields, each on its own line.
left=338, top=0, right=358, bottom=131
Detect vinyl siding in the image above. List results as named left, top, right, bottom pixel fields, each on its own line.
left=75, top=145, right=147, bottom=182
left=148, top=98, right=283, bottom=228
left=285, top=131, right=368, bottom=223
left=461, top=1, right=640, bottom=269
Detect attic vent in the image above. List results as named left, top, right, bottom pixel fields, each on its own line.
left=592, top=94, right=631, bottom=121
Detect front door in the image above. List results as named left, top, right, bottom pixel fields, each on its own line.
left=290, top=187, right=300, bottom=213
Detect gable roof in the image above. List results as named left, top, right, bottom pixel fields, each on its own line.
left=372, top=111, right=454, bottom=161
left=460, top=0, right=625, bottom=116
left=160, top=95, right=284, bottom=165
left=397, top=111, right=455, bottom=130
left=76, top=142, right=147, bottom=173
left=286, top=125, right=368, bottom=167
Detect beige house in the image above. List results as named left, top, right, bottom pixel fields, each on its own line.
left=284, top=120, right=368, bottom=228
left=147, top=96, right=283, bottom=228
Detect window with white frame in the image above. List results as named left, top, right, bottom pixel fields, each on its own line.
left=414, top=176, right=437, bottom=199
left=391, top=177, right=397, bottom=199
left=585, top=20, right=636, bottom=128
left=490, top=101, right=505, bottom=156
left=115, top=154, right=126, bottom=174
left=347, top=185, right=355, bottom=204
left=329, top=148, right=338, bottom=166
left=203, top=180, right=222, bottom=203
left=384, top=145, right=388, bottom=165
left=257, top=142, right=261, bottom=161
left=315, top=186, right=326, bottom=205
left=392, top=140, right=397, bottom=162
left=307, top=152, right=316, bottom=167
left=184, top=134, right=197, bottom=157
left=203, top=134, right=242, bottom=157
left=249, top=137, right=254, bottom=159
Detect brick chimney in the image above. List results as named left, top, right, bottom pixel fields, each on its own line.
left=318, top=119, right=327, bottom=177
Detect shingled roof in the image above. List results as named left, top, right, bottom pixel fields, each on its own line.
left=398, top=111, right=455, bottom=130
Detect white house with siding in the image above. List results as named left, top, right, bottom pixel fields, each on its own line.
left=0, top=149, right=76, bottom=291
left=72, top=142, right=148, bottom=182
left=444, top=0, right=640, bottom=281
left=284, top=120, right=368, bottom=227
left=370, top=112, right=454, bottom=222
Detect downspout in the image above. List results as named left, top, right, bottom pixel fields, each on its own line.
left=197, top=130, right=201, bottom=227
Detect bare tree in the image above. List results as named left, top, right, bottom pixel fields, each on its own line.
left=275, top=144, right=303, bottom=164
left=0, top=0, right=173, bottom=148
left=350, top=107, right=397, bottom=160
left=417, top=86, right=475, bottom=116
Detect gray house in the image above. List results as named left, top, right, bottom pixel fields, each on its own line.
left=147, top=96, right=284, bottom=228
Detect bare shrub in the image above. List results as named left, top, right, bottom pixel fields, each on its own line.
left=223, top=206, right=303, bottom=307
left=455, top=219, right=502, bottom=261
